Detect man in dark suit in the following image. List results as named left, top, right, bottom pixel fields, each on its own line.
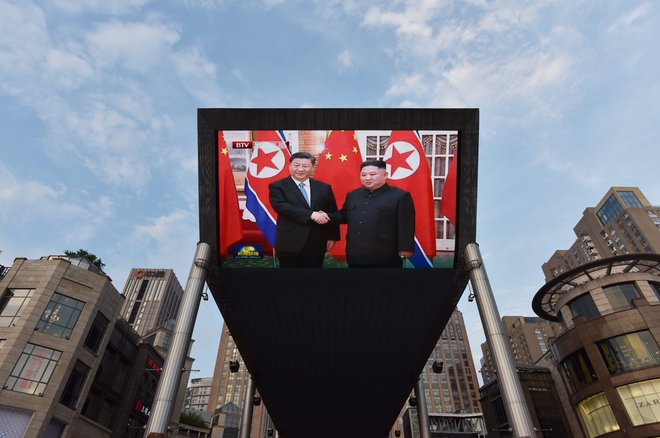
left=269, top=152, right=340, bottom=268
left=328, top=160, right=415, bottom=268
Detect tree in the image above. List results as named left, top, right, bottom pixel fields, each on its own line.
left=179, top=410, right=209, bottom=429
left=63, top=249, right=105, bottom=270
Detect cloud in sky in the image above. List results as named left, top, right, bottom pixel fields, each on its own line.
left=0, top=1, right=221, bottom=192
left=85, top=20, right=181, bottom=73
left=53, top=0, right=149, bottom=15
left=0, top=162, right=118, bottom=260
left=1, top=0, right=659, bottom=383
left=131, top=209, right=198, bottom=273
left=335, top=49, right=355, bottom=71
left=364, top=0, right=583, bottom=120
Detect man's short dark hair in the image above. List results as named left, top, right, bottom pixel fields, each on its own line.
left=290, top=151, right=316, bottom=165
left=360, top=159, right=387, bottom=169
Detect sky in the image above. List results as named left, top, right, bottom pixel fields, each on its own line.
left=1, top=0, right=659, bottom=386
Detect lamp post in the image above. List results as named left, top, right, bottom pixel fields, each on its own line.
left=144, top=242, right=211, bottom=438
left=464, top=243, right=536, bottom=438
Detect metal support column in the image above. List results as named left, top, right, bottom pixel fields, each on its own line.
left=240, top=374, right=257, bottom=438
left=145, top=242, right=212, bottom=438
left=413, top=376, right=431, bottom=438
left=464, top=243, right=536, bottom=438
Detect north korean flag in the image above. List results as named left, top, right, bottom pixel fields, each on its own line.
left=244, top=130, right=291, bottom=246
left=384, top=131, right=436, bottom=268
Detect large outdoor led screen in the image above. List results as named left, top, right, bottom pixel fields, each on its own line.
left=199, top=108, right=477, bottom=272
left=216, top=129, right=458, bottom=269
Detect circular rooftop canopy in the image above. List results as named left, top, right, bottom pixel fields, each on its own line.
left=532, top=254, right=660, bottom=321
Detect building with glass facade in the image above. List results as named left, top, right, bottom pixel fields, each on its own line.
left=533, top=186, right=660, bottom=437
left=534, top=254, right=660, bottom=437
left=533, top=187, right=660, bottom=437
left=543, top=187, right=660, bottom=278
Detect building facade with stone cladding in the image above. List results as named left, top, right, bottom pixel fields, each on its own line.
left=0, top=256, right=124, bottom=437
left=533, top=254, right=660, bottom=438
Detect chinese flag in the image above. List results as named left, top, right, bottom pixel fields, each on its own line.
left=314, top=130, right=362, bottom=260
left=385, top=130, right=436, bottom=267
left=440, top=146, right=458, bottom=225
left=218, top=131, right=243, bottom=256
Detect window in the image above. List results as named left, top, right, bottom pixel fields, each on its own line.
left=60, top=360, right=90, bottom=408
left=597, top=195, right=623, bottom=226
left=597, top=330, right=660, bottom=375
left=35, top=292, right=85, bottom=339
left=617, top=377, right=660, bottom=426
left=5, top=343, right=61, bottom=396
left=128, top=280, right=149, bottom=323
left=561, top=349, right=597, bottom=392
left=84, top=312, right=109, bottom=353
left=0, top=288, right=35, bottom=327
left=650, top=282, right=660, bottom=301
left=569, top=294, right=600, bottom=321
left=577, top=393, right=620, bottom=437
left=603, top=282, right=641, bottom=311
left=618, top=190, right=644, bottom=208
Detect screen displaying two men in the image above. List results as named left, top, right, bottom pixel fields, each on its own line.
left=218, top=130, right=457, bottom=268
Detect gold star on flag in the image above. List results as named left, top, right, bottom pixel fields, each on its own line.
left=325, top=152, right=333, bottom=160
left=352, top=146, right=358, bottom=154
left=221, top=147, right=229, bottom=155
left=339, top=154, right=348, bottom=162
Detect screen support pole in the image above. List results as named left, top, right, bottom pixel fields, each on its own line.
left=413, top=375, right=431, bottom=438
left=145, top=242, right=211, bottom=438
left=240, top=374, right=257, bottom=438
left=464, top=243, right=536, bottom=438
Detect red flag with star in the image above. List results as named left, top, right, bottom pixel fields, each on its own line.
left=218, top=131, right=243, bottom=256
left=314, top=130, right=362, bottom=261
left=244, top=130, right=291, bottom=245
left=384, top=130, right=436, bottom=267
left=440, top=145, right=458, bottom=225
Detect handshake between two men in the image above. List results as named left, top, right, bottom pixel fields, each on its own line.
left=311, top=210, right=331, bottom=225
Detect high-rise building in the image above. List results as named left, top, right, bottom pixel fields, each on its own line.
left=394, top=309, right=485, bottom=438
left=120, top=268, right=184, bottom=336
left=532, top=187, right=660, bottom=437
left=480, top=316, right=559, bottom=382
left=208, top=323, right=273, bottom=438
left=543, top=187, right=660, bottom=279
left=185, top=377, right=213, bottom=412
